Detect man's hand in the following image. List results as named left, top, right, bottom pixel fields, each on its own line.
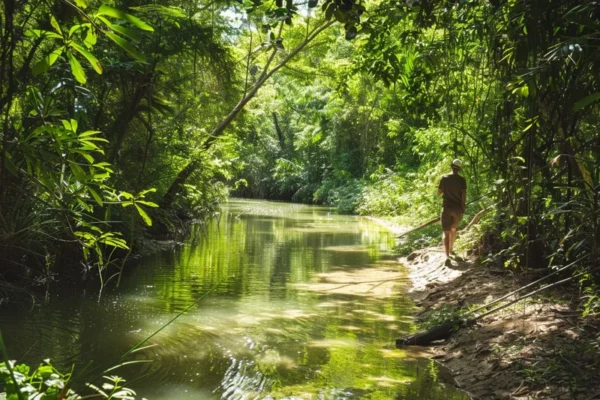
left=437, top=188, right=443, bottom=196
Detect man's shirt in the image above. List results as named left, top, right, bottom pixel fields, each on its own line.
left=438, top=174, right=467, bottom=212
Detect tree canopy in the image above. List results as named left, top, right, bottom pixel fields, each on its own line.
left=1, top=0, right=599, bottom=314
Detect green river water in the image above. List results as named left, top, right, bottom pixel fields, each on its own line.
left=1, top=200, right=469, bottom=400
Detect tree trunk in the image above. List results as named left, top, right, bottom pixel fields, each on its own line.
left=162, top=160, right=200, bottom=208
left=109, top=73, right=152, bottom=163
left=162, top=20, right=335, bottom=204
left=0, top=0, right=16, bottom=200
left=202, top=21, right=333, bottom=151
left=272, top=112, right=284, bottom=149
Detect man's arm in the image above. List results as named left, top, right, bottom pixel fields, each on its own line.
left=462, top=178, right=467, bottom=211
left=437, top=178, right=444, bottom=196
left=438, top=188, right=443, bottom=196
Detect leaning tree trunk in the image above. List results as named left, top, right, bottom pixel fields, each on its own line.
left=162, top=20, right=335, bottom=204
left=162, top=160, right=200, bottom=208
left=109, top=73, right=152, bottom=163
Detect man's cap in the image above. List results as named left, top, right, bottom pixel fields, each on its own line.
left=451, top=159, right=462, bottom=169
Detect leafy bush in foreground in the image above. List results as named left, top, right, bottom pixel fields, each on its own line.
left=0, top=360, right=142, bottom=400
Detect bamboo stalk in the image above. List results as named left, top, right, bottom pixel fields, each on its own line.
left=469, top=276, right=574, bottom=322
left=464, top=254, right=589, bottom=317
left=396, top=217, right=440, bottom=238
left=396, top=197, right=494, bottom=239
left=471, top=262, right=599, bottom=322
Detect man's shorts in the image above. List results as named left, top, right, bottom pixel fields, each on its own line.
left=441, top=209, right=463, bottom=230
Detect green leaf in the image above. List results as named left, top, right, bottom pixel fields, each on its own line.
left=136, top=200, right=158, bottom=208
left=88, top=187, right=104, bottom=206
left=134, top=204, right=152, bottom=226
left=105, top=31, right=146, bottom=62
left=50, top=16, right=63, bottom=34
left=35, top=365, right=54, bottom=379
left=574, top=93, right=600, bottom=112
left=74, top=0, right=87, bottom=9
left=32, top=47, right=64, bottom=76
left=80, top=136, right=109, bottom=142
left=79, top=141, right=100, bottom=151
left=84, top=27, right=97, bottom=48
left=70, top=42, right=102, bottom=74
left=92, top=172, right=110, bottom=180
left=26, top=29, right=63, bottom=39
left=522, top=122, right=534, bottom=132
left=102, top=237, right=129, bottom=249
left=71, top=119, right=78, bottom=133
left=14, top=364, right=30, bottom=376
left=137, top=188, right=157, bottom=197
left=79, top=130, right=103, bottom=137
left=96, top=5, right=154, bottom=31
left=119, top=191, right=134, bottom=200
left=94, top=162, right=112, bottom=169
left=69, top=161, right=86, bottom=180
left=97, top=16, right=142, bottom=41
left=312, top=131, right=322, bottom=143
left=67, top=51, right=87, bottom=84
left=69, top=24, right=85, bottom=38
left=73, top=150, right=94, bottom=163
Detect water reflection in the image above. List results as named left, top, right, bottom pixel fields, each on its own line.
left=0, top=200, right=468, bottom=399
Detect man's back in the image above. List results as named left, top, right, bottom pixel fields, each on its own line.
left=439, top=173, right=466, bottom=212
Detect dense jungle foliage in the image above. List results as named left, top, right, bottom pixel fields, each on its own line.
left=2, top=0, right=600, bottom=397
left=1, top=0, right=599, bottom=312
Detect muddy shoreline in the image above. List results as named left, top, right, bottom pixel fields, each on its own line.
left=368, top=216, right=600, bottom=399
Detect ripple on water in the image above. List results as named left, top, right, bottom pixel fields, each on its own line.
left=0, top=200, right=470, bottom=400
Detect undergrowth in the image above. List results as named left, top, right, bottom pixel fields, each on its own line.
left=516, top=337, right=600, bottom=397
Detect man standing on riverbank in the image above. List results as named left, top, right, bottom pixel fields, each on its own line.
left=437, top=159, right=466, bottom=266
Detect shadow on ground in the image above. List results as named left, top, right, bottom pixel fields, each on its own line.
left=401, top=248, right=600, bottom=400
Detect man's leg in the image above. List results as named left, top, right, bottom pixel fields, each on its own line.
left=448, top=211, right=463, bottom=255
left=443, top=230, right=451, bottom=257
left=441, top=210, right=451, bottom=258
left=449, top=228, right=457, bottom=254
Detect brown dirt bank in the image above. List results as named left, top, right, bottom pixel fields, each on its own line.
left=400, top=249, right=600, bottom=400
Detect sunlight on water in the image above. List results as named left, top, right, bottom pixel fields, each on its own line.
left=0, top=200, right=470, bottom=400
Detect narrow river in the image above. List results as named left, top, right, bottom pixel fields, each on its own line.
left=1, top=200, right=469, bottom=399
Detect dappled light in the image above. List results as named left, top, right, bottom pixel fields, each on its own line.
left=1, top=0, right=599, bottom=398
left=294, top=264, right=409, bottom=298
left=0, top=201, right=468, bottom=399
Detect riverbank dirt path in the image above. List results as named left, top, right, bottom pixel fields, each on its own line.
left=400, top=248, right=600, bottom=400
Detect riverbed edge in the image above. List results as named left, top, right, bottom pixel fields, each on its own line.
left=366, top=215, right=600, bottom=400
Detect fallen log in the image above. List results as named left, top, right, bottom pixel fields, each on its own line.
left=396, top=321, right=461, bottom=347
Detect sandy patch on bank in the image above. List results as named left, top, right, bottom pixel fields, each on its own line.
left=403, top=248, right=465, bottom=294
